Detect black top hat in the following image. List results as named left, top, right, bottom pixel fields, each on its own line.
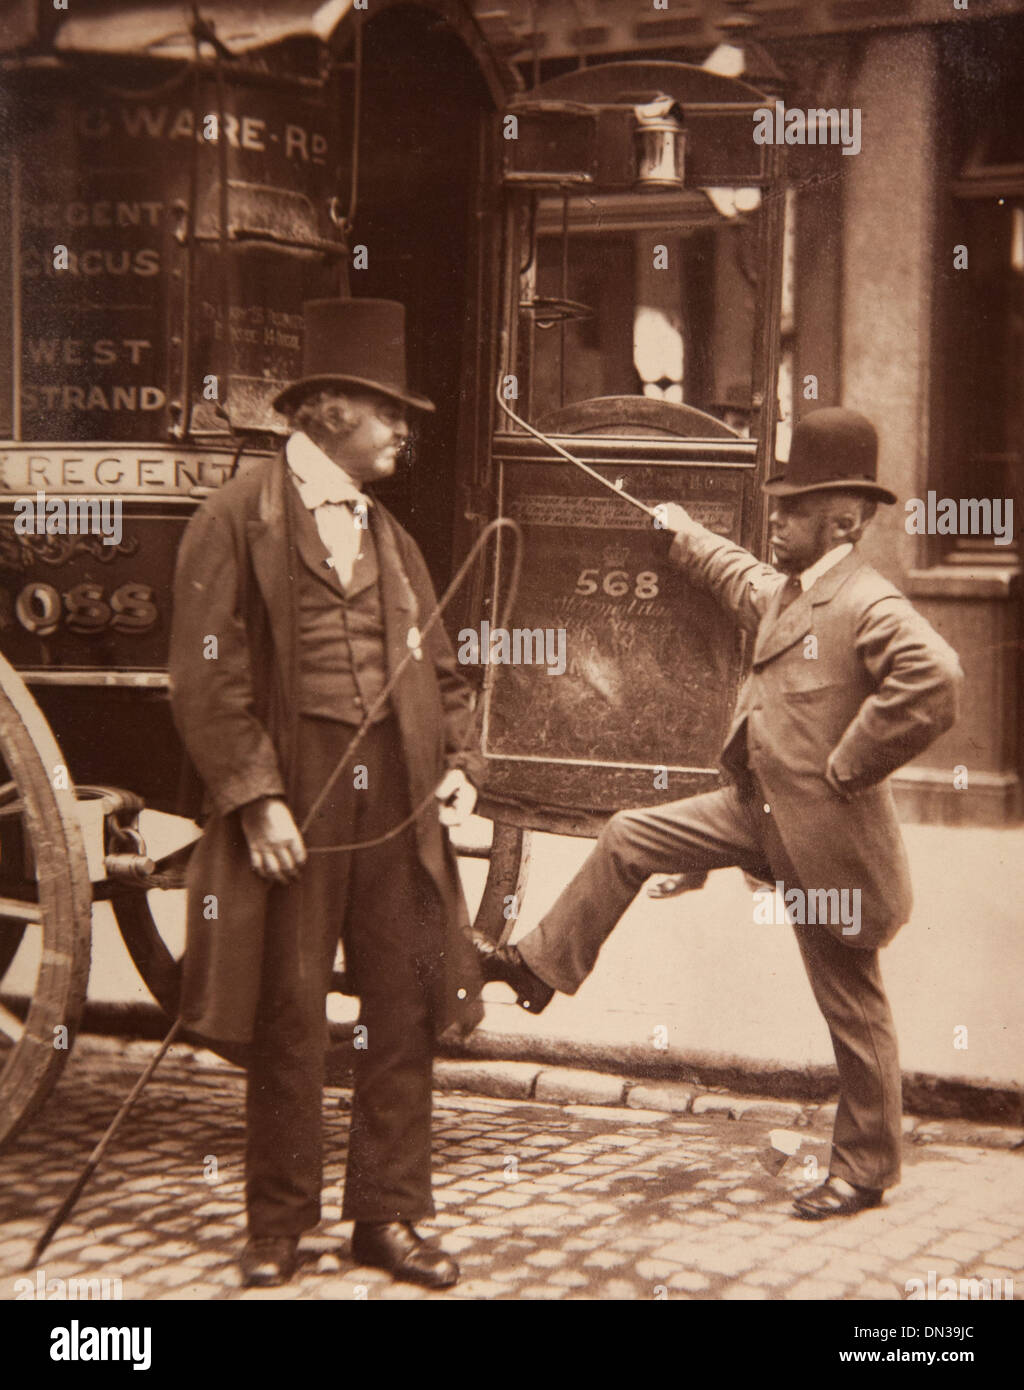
left=272, top=298, right=435, bottom=416
left=764, top=407, right=896, bottom=505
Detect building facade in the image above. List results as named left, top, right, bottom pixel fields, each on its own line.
left=0, top=0, right=1019, bottom=826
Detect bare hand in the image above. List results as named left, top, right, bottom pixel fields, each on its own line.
left=654, top=502, right=702, bottom=537
left=824, top=755, right=855, bottom=801
left=434, top=768, right=478, bottom=827
left=240, top=796, right=307, bottom=884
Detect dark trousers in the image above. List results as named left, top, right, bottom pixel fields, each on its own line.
left=518, top=783, right=903, bottom=1191
left=246, top=716, right=444, bottom=1236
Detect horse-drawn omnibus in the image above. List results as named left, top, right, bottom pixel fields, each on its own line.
left=0, top=0, right=785, bottom=1147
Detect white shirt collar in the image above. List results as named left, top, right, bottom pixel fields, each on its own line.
left=286, top=431, right=370, bottom=510
left=799, top=542, right=853, bottom=592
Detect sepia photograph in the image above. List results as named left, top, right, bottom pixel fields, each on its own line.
left=0, top=0, right=1020, bottom=1358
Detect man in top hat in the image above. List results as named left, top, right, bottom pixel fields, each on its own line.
left=170, top=298, right=484, bottom=1288
left=476, top=407, right=963, bottom=1220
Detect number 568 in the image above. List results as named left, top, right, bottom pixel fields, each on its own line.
left=574, top=569, right=659, bottom=600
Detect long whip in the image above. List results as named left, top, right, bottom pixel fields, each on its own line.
left=26, top=389, right=655, bottom=1266
left=307, top=374, right=673, bottom=849
left=304, top=387, right=667, bottom=849
left=24, top=1019, right=183, bottom=1269
left=23, top=517, right=521, bottom=1266
left=300, top=514, right=522, bottom=849
left=494, top=379, right=660, bottom=521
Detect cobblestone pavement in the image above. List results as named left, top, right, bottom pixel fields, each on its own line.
left=1, top=1039, right=1021, bottom=1302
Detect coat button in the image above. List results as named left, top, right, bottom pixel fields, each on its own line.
left=763, top=803, right=771, bottom=813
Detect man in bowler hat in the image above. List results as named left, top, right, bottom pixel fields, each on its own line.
left=478, top=407, right=963, bottom=1220
left=170, top=298, right=484, bottom=1287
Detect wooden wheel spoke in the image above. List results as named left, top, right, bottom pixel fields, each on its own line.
left=0, top=920, right=29, bottom=980
left=0, top=655, right=92, bottom=1150
left=0, top=999, right=25, bottom=1045
left=471, top=822, right=532, bottom=947
left=0, top=898, right=41, bottom=924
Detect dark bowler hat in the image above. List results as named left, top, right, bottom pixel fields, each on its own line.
left=272, top=298, right=435, bottom=416
left=764, top=407, right=896, bottom=505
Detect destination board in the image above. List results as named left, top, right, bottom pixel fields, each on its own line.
left=481, top=457, right=751, bottom=818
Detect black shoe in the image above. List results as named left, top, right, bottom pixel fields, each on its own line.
left=793, top=1177, right=884, bottom=1221
left=472, top=934, right=555, bottom=1014
left=240, top=1235, right=299, bottom=1287
left=351, top=1222, right=459, bottom=1289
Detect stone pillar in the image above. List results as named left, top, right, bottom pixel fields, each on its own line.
left=840, top=28, right=1020, bottom=824
left=841, top=28, right=938, bottom=584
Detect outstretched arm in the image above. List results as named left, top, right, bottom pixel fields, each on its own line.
left=659, top=503, right=784, bottom=635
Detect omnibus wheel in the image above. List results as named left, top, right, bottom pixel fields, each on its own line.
left=0, top=656, right=93, bottom=1152
left=450, top=820, right=533, bottom=948
left=111, top=817, right=532, bottom=1083
left=110, top=855, right=360, bottom=1081
left=109, top=884, right=248, bottom=1071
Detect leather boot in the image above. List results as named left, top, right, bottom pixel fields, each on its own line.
left=472, top=934, right=554, bottom=1013
left=351, top=1222, right=458, bottom=1288
left=240, top=1235, right=299, bottom=1287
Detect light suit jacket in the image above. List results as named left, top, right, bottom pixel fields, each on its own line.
left=670, top=528, right=964, bottom=948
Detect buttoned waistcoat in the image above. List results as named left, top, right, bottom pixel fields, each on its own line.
left=289, top=482, right=391, bottom=724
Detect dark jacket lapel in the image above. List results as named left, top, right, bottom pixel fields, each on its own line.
left=372, top=504, right=420, bottom=673
left=245, top=454, right=298, bottom=767
left=289, top=481, right=343, bottom=592
left=247, top=455, right=293, bottom=627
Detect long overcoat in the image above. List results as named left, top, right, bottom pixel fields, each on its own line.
left=168, top=451, right=485, bottom=1044
left=671, top=529, right=964, bottom=948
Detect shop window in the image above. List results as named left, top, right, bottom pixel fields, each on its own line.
left=939, top=22, right=1024, bottom=560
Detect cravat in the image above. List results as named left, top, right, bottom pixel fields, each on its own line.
left=326, top=491, right=371, bottom=511
left=313, top=497, right=370, bottom=588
